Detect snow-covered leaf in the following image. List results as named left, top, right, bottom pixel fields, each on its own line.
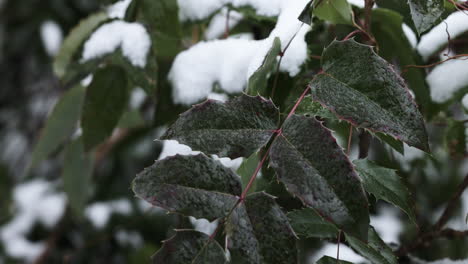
left=152, top=230, right=227, bottom=263
left=227, top=192, right=298, bottom=263
left=162, top=94, right=279, bottom=159
left=30, top=85, right=85, bottom=168
left=81, top=66, right=128, bottom=150
left=309, top=39, right=429, bottom=151
left=354, top=159, right=416, bottom=223
left=269, top=115, right=369, bottom=241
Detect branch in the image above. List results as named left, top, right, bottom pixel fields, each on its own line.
left=396, top=173, right=468, bottom=256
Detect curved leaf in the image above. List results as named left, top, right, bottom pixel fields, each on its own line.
left=313, top=0, right=353, bottom=25
left=269, top=115, right=369, bottom=241
left=133, top=154, right=242, bottom=220
left=309, top=39, right=429, bottom=151
left=288, top=208, right=339, bottom=239
left=53, top=12, right=108, bottom=78
left=247, top=37, right=281, bottom=96
left=345, top=227, right=398, bottom=264
left=30, top=85, right=85, bottom=168
left=81, top=66, right=128, bottom=150
left=152, top=230, right=227, bottom=264
left=317, top=256, right=354, bottom=264
left=354, top=159, right=416, bottom=224
left=227, top=192, right=298, bottom=264
left=162, top=94, right=280, bottom=159
left=408, top=0, right=444, bottom=34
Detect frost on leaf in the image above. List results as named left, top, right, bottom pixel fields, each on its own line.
left=227, top=192, right=298, bottom=264
left=132, top=154, right=241, bottom=220
left=309, top=39, right=429, bottom=151
left=269, top=115, right=369, bottom=241
left=162, top=94, right=279, bottom=159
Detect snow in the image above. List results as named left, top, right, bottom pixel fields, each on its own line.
left=170, top=0, right=310, bottom=105
left=82, top=21, right=151, bottom=67
left=426, top=58, right=468, bottom=103
left=462, top=94, right=468, bottom=110
left=80, top=75, right=93, bottom=86
left=85, top=199, right=132, bottom=229
left=309, top=243, right=367, bottom=263
left=40, top=20, right=63, bottom=56
left=130, top=87, right=146, bottom=109
left=417, top=11, right=468, bottom=60
left=402, top=24, right=417, bottom=49
left=370, top=206, right=402, bottom=243
left=189, top=217, right=219, bottom=235
left=115, top=229, right=143, bottom=248
left=347, top=0, right=365, bottom=8
left=157, top=140, right=243, bottom=170
left=205, top=8, right=243, bottom=40
left=0, top=180, right=66, bottom=262
left=177, top=0, right=283, bottom=21
left=411, top=257, right=468, bottom=264
left=107, top=0, right=132, bottom=19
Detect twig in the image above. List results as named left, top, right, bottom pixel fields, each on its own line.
left=336, top=230, right=342, bottom=264
left=404, top=54, right=468, bottom=70
left=396, top=173, right=468, bottom=256
left=223, top=8, right=231, bottom=39
left=347, top=126, right=353, bottom=156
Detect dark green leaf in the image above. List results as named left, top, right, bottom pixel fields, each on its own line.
left=375, top=0, right=415, bottom=30
left=152, top=230, right=227, bottom=264
left=269, top=115, right=369, bottom=240
left=313, top=0, right=353, bottom=25
left=53, top=12, right=108, bottom=78
left=140, top=0, right=182, bottom=58
left=407, top=0, right=444, bottom=34
left=309, top=39, right=429, bottom=151
left=132, top=154, right=242, bottom=220
left=237, top=152, right=260, bottom=194
left=247, top=37, right=281, bottom=96
left=30, top=85, right=86, bottom=168
left=374, top=132, right=404, bottom=155
left=162, top=94, right=280, bottom=159
left=354, top=159, right=416, bottom=224
left=227, top=192, right=298, bottom=264
left=298, top=0, right=313, bottom=24
left=62, top=137, right=94, bottom=217
left=288, top=208, right=339, bottom=239
left=81, top=66, right=129, bottom=150
left=317, top=256, right=354, bottom=264
left=444, top=119, right=467, bottom=158
left=371, top=8, right=431, bottom=115
left=118, top=109, right=145, bottom=129
left=346, top=227, right=398, bottom=264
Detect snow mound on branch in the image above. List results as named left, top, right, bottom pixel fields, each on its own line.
left=82, top=21, right=151, bottom=67
left=170, top=0, right=310, bottom=105
left=177, top=0, right=283, bottom=21
left=462, top=94, right=468, bottom=110
left=426, top=58, right=468, bottom=103
left=40, top=20, right=63, bottom=56
left=417, top=11, right=468, bottom=60
left=205, top=8, right=243, bottom=40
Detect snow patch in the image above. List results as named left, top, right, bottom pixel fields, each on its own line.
left=189, top=217, right=219, bottom=235
left=205, top=8, right=243, bottom=40
left=370, top=206, right=402, bottom=243
left=40, top=20, right=63, bottom=56
left=82, top=21, right=151, bottom=67
left=462, top=94, right=468, bottom=110
left=402, top=23, right=417, bottom=48
left=426, top=58, right=468, bottom=103
left=170, top=0, right=310, bottom=105
left=107, top=0, right=132, bottom=19
left=0, top=180, right=66, bottom=261
left=85, top=199, right=132, bottom=229
left=418, top=11, right=468, bottom=60
left=309, top=243, right=367, bottom=263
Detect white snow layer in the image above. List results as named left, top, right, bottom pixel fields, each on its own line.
left=402, top=24, right=417, bottom=48
left=426, top=58, right=468, bottom=103
left=189, top=217, right=219, bottom=235
left=85, top=199, right=132, bottom=229
left=170, top=0, right=310, bottom=105
left=0, top=180, right=66, bottom=262
left=177, top=0, right=283, bottom=21
left=107, top=0, right=132, bottom=19
left=462, top=94, right=468, bottom=110
left=370, top=206, right=402, bottom=243
left=309, top=243, right=367, bottom=263
left=205, top=8, right=244, bottom=40
left=418, top=11, right=468, bottom=60
left=82, top=21, right=151, bottom=67
left=40, top=20, right=63, bottom=56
